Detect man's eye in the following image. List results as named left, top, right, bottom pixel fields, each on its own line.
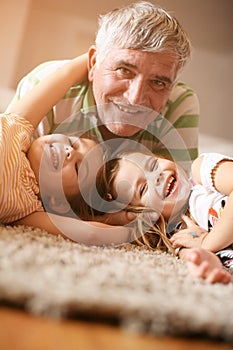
left=151, top=80, right=166, bottom=90
left=116, top=67, right=133, bottom=78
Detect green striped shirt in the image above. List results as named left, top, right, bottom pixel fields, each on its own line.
left=8, top=60, right=199, bottom=173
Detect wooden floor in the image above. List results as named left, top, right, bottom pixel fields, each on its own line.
left=0, top=307, right=232, bottom=350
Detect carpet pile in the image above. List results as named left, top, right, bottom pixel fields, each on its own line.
left=0, top=225, right=232, bottom=342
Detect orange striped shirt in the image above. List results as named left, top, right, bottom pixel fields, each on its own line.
left=0, top=113, right=44, bottom=224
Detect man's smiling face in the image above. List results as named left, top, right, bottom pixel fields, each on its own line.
left=88, top=47, right=178, bottom=137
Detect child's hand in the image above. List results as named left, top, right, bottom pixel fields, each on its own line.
left=186, top=248, right=232, bottom=284
left=170, top=215, right=208, bottom=249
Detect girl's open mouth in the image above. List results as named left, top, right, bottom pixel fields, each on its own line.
left=49, top=144, right=59, bottom=170
left=165, top=176, right=177, bottom=198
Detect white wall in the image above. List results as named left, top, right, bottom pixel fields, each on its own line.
left=0, top=0, right=232, bottom=144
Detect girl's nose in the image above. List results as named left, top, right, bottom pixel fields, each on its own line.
left=149, top=166, right=162, bottom=186
left=65, top=145, right=73, bottom=159
left=147, top=170, right=162, bottom=186
left=155, top=172, right=162, bottom=186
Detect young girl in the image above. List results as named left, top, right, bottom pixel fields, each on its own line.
left=91, top=150, right=233, bottom=283
left=0, top=55, right=132, bottom=246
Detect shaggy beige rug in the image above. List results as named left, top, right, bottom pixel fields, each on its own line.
left=0, top=225, right=233, bottom=342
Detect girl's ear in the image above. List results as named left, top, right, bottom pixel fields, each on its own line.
left=48, top=196, right=70, bottom=215
left=87, top=45, right=97, bottom=82
left=106, top=193, right=113, bottom=201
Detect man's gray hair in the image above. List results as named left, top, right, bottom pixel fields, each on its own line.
left=95, top=1, right=191, bottom=70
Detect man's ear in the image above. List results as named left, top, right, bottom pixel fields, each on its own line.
left=48, top=196, right=70, bottom=215
left=87, top=45, right=97, bottom=81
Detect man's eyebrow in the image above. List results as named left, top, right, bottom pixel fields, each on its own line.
left=152, top=75, right=172, bottom=84
left=115, top=60, right=137, bottom=69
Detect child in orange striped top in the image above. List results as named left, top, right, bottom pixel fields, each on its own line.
left=0, top=55, right=131, bottom=246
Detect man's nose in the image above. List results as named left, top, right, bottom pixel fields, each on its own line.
left=123, top=78, right=149, bottom=106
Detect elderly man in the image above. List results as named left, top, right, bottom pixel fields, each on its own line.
left=7, top=1, right=199, bottom=172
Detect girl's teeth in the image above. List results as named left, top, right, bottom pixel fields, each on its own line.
left=166, top=177, right=176, bottom=197
left=50, top=145, right=58, bottom=169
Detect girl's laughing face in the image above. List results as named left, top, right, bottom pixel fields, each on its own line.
left=113, top=152, right=191, bottom=221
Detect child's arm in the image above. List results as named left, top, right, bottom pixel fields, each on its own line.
left=171, top=156, right=233, bottom=252
left=8, top=54, right=88, bottom=129
left=198, top=159, right=233, bottom=251
left=14, top=211, right=132, bottom=246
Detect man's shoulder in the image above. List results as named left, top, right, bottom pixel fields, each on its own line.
left=169, top=81, right=196, bottom=100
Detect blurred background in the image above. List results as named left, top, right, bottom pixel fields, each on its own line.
left=0, top=0, right=232, bottom=153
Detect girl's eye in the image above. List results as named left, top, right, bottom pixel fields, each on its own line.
left=75, top=162, right=79, bottom=175
left=69, top=137, right=74, bottom=147
left=69, top=137, right=79, bottom=148
left=140, top=183, right=147, bottom=197
left=151, top=158, right=158, bottom=171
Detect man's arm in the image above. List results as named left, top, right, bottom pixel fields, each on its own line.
left=198, top=159, right=233, bottom=251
